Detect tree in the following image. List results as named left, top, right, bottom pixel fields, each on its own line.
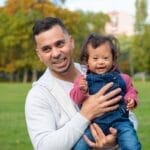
left=132, top=0, right=149, bottom=80
left=117, top=36, right=135, bottom=76
left=132, top=25, right=150, bottom=74
left=135, top=0, right=147, bottom=33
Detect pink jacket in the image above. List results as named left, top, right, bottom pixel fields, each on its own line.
left=70, top=73, right=139, bottom=106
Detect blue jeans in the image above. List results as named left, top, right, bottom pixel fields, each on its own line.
left=72, top=109, right=141, bottom=150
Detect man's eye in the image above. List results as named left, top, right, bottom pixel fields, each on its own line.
left=42, top=46, right=51, bottom=52
left=56, top=40, right=65, bottom=48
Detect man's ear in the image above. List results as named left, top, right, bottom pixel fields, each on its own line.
left=70, top=36, right=75, bottom=50
left=36, top=49, right=43, bottom=62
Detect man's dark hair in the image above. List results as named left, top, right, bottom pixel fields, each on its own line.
left=32, top=17, right=68, bottom=41
left=79, top=33, right=120, bottom=64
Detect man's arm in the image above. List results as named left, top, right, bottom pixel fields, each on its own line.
left=25, top=86, right=90, bottom=150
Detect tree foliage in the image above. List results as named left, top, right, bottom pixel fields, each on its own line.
left=132, top=25, right=150, bottom=73
left=135, top=0, right=147, bottom=33
left=133, top=0, right=150, bottom=75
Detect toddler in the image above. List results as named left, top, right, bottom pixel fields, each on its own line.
left=70, top=33, right=141, bottom=150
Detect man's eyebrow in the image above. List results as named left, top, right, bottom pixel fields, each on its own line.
left=54, top=39, right=65, bottom=44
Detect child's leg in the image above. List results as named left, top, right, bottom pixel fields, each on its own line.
left=113, top=119, right=141, bottom=150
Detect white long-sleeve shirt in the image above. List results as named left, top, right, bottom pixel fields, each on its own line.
left=25, top=63, right=90, bottom=150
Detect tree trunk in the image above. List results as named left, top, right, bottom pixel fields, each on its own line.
left=32, top=69, right=38, bottom=82
left=23, top=68, right=28, bottom=83
left=15, top=71, right=20, bottom=82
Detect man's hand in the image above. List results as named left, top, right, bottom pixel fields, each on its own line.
left=80, top=82, right=122, bottom=121
left=83, top=123, right=117, bottom=149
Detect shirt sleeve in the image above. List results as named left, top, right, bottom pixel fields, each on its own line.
left=121, top=73, right=139, bottom=107
left=25, top=85, right=90, bottom=150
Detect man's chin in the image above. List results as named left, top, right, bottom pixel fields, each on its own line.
left=53, top=65, right=71, bottom=74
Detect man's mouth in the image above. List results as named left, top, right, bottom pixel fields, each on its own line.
left=53, top=58, right=66, bottom=64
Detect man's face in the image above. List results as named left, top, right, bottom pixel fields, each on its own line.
left=35, top=25, right=74, bottom=75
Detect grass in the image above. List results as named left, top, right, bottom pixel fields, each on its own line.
left=0, top=83, right=33, bottom=150
left=134, top=81, right=150, bottom=149
left=0, top=81, right=149, bottom=149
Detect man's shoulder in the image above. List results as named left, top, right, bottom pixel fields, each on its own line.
left=32, top=68, right=54, bottom=90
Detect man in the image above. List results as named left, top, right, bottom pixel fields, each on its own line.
left=25, top=17, right=123, bottom=150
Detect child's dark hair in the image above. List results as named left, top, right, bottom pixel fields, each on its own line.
left=79, top=33, right=120, bottom=64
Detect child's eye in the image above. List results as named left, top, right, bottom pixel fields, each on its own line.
left=93, top=57, right=98, bottom=60
left=104, top=57, right=108, bottom=60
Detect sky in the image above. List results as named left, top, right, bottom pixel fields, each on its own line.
left=0, top=0, right=150, bottom=16
left=64, top=0, right=150, bottom=16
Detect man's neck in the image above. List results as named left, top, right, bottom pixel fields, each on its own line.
left=51, top=63, right=80, bottom=83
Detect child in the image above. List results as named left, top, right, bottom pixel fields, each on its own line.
left=70, top=33, right=141, bottom=150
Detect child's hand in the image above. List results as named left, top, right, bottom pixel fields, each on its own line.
left=126, top=98, right=135, bottom=110
left=79, top=77, right=88, bottom=93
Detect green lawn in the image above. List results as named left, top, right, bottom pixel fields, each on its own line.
left=134, top=81, right=150, bottom=149
left=0, top=83, right=33, bottom=150
left=0, top=81, right=149, bottom=149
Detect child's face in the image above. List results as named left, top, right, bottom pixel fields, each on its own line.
left=87, top=42, right=114, bottom=74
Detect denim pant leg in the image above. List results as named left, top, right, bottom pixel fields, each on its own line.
left=113, top=119, right=141, bottom=150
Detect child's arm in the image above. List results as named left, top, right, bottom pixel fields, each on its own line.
left=70, top=75, right=88, bottom=105
left=121, top=73, right=139, bottom=110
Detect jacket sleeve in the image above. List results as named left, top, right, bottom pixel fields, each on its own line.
left=70, top=75, right=88, bottom=105
left=25, top=85, right=90, bottom=150
left=121, top=73, right=139, bottom=107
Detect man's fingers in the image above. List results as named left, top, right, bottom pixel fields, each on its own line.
left=83, top=135, right=96, bottom=148
left=102, top=95, right=122, bottom=108
left=102, top=104, right=119, bottom=113
left=90, top=123, right=105, bottom=140
left=109, top=127, right=117, bottom=136
left=105, top=127, right=117, bottom=145
left=103, top=88, right=122, bottom=100
left=96, top=82, right=114, bottom=96
left=84, top=123, right=105, bottom=148
left=84, top=124, right=117, bottom=149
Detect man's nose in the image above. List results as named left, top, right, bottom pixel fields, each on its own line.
left=51, top=48, right=61, bottom=58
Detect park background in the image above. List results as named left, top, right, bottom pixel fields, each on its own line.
left=0, top=0, right=150, bottom=149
